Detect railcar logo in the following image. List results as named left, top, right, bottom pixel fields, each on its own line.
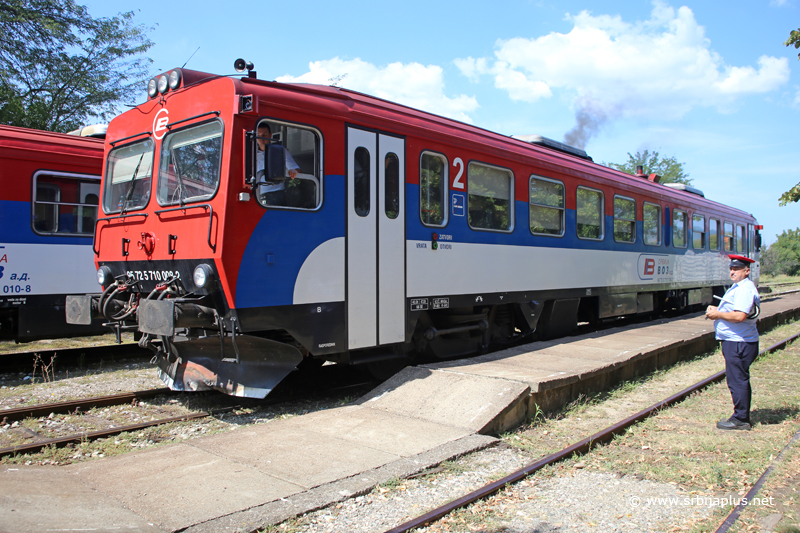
left=153, top=109, right=169, bottom=140
left=638, top=254, right=672, bottom=281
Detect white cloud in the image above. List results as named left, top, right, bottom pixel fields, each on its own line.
left=277, top=58, right=479, bottom=123
left=456, top=0, right=790, bottom=122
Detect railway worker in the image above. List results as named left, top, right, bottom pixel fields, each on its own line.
left=705, top=254, right=760, bottom=431
left=256, top=122, right=299, bottom=206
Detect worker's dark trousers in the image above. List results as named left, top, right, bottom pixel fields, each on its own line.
left=721, top=340, right=759, bottom=423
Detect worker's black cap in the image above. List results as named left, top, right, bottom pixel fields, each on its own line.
left=728, top=254, right=755, bottom=269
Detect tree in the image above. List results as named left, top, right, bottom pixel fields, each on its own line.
left=606, top=150, right=692, bottom=185
left=786, top=28, right=800, bottom=60
left=0, top=0, right=153, bottom=132
left=760, top=228, right=800, bottom=277
left=780, top=29, right=800, bottom=204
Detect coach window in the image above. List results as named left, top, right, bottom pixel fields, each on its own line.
left=255, top=120, right=322, bottom=210
left=103, top=138, right=154, bottom=213
left=613, top=196, right=636, bottom=243
left=32, top=172, right=100, bottom=236
left=736, top=224, right=746, bottom=253
left=577, top=186, right=604, bottom=240
left=529, top=176, right=564, bottom=236
left=354, top=147, right=370, bottom=217
left=723, top=222, right=734, bottom=251
left=692, top=214, right=706, bottom=249
left=643, top=202, right=661, bottom=246
left=158, top=121, right=222, bottom=206
left=672, top=209, right=687, bottom=248
left=468, top=162, right=513, bottom=231
left=420, top=152, right=447, bottom=226
left=709, top=218, right=720, bottom=250
left=385, top=153, right=400, bottom=219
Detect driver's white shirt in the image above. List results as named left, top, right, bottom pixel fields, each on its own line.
left=257, top=147, right=300, bottom=193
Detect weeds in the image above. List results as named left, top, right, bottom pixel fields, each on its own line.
left=31, top=353, right=56, bottom=383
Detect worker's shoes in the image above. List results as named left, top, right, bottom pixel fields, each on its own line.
left=716, top=417, right=751, bottom=431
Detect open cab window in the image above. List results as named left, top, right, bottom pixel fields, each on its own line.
left=157, top=121, right=223, bottom=206
left=252, top=120, right=322, bottom=210
left=103, top=138, right=154, bottom=213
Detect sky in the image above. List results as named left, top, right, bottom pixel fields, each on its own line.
left=84, top=0, right=800, bottom=244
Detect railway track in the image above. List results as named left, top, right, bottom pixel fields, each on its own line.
left=385, top=330, right=800, bottom=533
left=0, top=364, right=374, bottom=460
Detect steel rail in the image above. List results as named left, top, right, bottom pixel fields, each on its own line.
left=0, top=406, right=236, bottom=458
left=385, top=331, right=800, bottom=533
left=714, top=426, right=800, bottom=533
left=0, top=388, right=171, bottom=423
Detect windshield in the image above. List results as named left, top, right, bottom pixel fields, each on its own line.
left=157, top=121, right=223, bottom=206
left=103, top=138, right=154, bottom=213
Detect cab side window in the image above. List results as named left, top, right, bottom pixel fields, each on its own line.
left=254, top=120, right=322, bottom=210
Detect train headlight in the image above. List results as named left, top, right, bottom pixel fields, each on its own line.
left=157, top=74, right=169, bottom=94
left=193, top=264, right=214, bottom=289
left=147, top=78, right=158, bottom=98
left=168, top=69, right=182, bottom=90
left=97, top=266, right=113, bottom=286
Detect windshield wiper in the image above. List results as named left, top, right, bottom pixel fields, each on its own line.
left=121, top=153, right=146, bottom=214
left=171, top=150, right=186, bottom=206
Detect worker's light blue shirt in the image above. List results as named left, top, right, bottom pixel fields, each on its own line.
left=714, top=277, right=760, bottom=342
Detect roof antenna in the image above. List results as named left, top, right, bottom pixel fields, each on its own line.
left=182, top=46, right=200, bottom=68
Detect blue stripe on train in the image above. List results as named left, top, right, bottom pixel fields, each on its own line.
left=405, top=184, right=699, bottom=256
left=0, top=200, right=94, bottom=245
left=235, top=174, right=346, bottom=308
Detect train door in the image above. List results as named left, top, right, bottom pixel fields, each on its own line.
left=346, top=127, right=406, bottom=350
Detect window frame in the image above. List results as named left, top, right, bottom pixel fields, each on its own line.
left=157, top=119, right=224, bottom=207
left=613, top=194, right=636, bottom=244
left=642, top=202, right=662, bottom=246
left=32, top=170, right=101, bottom=237
left=736, top=224, right=746, bottom=254
left=419, top=150, right=449, bottom=228
left=528, top=175, right=565, bottom=237
left=709, top=218, right=720, bottom=251
left=672, top=209, right=688, bottom=248
left=692, top=214, right=706, bottom=250
left=576, top=185, right=605, bottom=241
left=466, top=159, right=515, bottom=233
left=724, top=221, right=735, bottom=252
left=102, top=137, right=155, bottom=214
left=253, top=118, right=324, bottom=211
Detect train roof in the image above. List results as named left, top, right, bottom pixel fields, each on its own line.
left=132, top=70, right=757, bottom=223
left=0, top=124, right=104, bottom=159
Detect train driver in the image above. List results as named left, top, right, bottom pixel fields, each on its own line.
left=705, top=254, right=760, bottom=431
left=256, top=122, right=299, bottom=206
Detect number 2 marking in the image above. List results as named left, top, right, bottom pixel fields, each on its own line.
left=453, top=158, right=464, bottom=190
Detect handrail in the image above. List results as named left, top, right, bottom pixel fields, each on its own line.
left=155, top=204, right=216, bottom=252
left=93, top=213, right=148, bottom=256
left=109, top=131, right=152, bottom=147
left=166, top=111, right=220, bottom=130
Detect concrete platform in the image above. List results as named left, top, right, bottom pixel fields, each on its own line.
left=2, top=293, right=799, bottom=533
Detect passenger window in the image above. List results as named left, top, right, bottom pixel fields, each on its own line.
left=692, top=214, right=705, bottom=249
left=468, top=162, right=513, bottom=231
left=255, top=120, right=322, bottom=210
left=643, top=203, right=661, bottom=246
left=613, top=196, right=635, bottom=243
left=103, top=138, right=154, bottom=213
left=384, top=153, right=400, bottom=219
left=529, top=176, right=564, bottom=236
left=353, top=147, right=370, bottom=217
left=577, top=186, right=604, bottom=240
left=420, top=152, right=447, bottom=227
left=33, top=173, right=100, bottom=236
left=736, top=224, right=745, bottom=253
left=724, top=222, right=734, bottom=251
left=709, top=219, right=719, bottom=250
left=158, top=121, right=223, bottom=206
left=673, top=209, right=687, bottom=248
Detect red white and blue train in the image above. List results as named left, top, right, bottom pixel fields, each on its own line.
left=1, top=124, right=106, bottom=341
left=66, top=61, right=761, bottom=397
